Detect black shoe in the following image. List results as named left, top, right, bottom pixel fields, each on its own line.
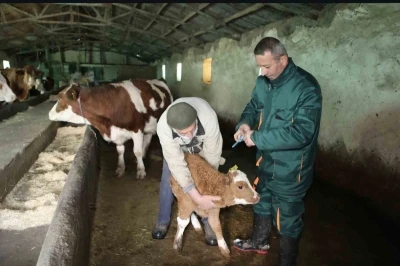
left=233, top=214, right=272, bottom=254
left=278, top=235, right=300, bottom=266
left=202, top=218, right=218, bottom=246
left=152, top=223, right=168, bottom=240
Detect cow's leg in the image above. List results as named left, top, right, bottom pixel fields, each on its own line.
left=174, top=204, right=193, bottom=252
left=142, top=133, right=153, bottom=158
left=208, top=209, right=230, bottom=257
left=132, top=131, right=146, bottom=179
left=115, top=144, right=125, bottom=177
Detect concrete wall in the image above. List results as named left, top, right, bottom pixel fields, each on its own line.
left=155, top=3, right=400, bottom=221
left=37, top=127, right=100, bottom=266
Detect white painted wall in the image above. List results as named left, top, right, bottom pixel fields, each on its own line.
left=155, top=3, right=400, bottom=170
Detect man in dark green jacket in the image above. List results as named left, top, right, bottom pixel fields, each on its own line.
left=233, top=37, right=322, bottom=266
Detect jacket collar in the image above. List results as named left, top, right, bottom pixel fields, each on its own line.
left=268, top=57, right=297, bottom=87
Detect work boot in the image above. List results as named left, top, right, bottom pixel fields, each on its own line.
left=233, top=214, right=271, bottom=254
left=202, top=218, right=218, bottom=246
left=152, top=223, right=168, bottom=240
left=278, top=235, right=300, bottom=266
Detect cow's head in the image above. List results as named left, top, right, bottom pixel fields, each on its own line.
left=48, top=83, right=86, bottom=124
left=0, top=72, right=16, bottom=103
left=22, top=65, right=43, bottom=89
left=228, top=169, right=260, bottom=205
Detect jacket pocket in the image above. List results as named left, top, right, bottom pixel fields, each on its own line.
left=271, top=151, right=306, bottom=183
left=270, top=108, right=294, bottom=129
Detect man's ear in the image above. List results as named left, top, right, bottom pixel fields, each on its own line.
left=280, top=55, right=289, bottom=65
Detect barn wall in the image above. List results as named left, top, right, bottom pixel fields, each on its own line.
left=155, top=3, right=400, bottom=221
left=0, top=51, right=18, bottom=69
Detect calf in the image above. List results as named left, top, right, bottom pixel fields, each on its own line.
left=0, top=72, right=16, bottom=102
left=48, top=79, right=173, bottom=179
left=170, top=154, right=260, bottom=257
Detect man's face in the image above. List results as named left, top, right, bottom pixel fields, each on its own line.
left=256, top=52, right=288, bottom=80
left=175, top=122, right=197, bottom=141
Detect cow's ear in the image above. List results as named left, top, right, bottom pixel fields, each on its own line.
left=16, top=69, right=25, bottom=76
left=67, top=87, right=80, bottom=101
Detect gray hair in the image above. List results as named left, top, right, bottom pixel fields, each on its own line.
left=253, top=37, right=288, bottom=59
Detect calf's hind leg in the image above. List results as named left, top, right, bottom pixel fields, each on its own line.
left=208, top=209, right=230, bottom=257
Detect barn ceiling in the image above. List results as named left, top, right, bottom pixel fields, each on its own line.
left=0, top=3, right=328, bottom=64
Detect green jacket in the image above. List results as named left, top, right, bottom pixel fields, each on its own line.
left=236, top=58, right=322, bottom=192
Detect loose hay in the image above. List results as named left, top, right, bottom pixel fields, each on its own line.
left=0, top=126, right=86, bottom=231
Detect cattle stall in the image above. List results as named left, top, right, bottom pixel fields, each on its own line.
left=30, top=118, right=398, bottom=266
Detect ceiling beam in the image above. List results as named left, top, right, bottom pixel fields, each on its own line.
left=181, top=3, right=242, bottom=35
left=113, top=3, right=185, bottom=26
left=143, top=3, right=168, bottom=31
left=141, top=3, right=211, bottom=57
left=265, top=3, right=319, bottom=18
left=53, top=3, right=107, bottom=7
left=162, top=3, right=210, bottom=38
left=39, top=4, right=50, bottom=17
left=166, top=3, right=266, bottom=49
left=0, top=7, right=6, bottom=22
left=2, top=4, right=35, bottom=18
left=0, top=11, right=70, bottom=25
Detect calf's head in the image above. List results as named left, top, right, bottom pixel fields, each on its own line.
left=48, top=84, right=86, bottom=124
left=228, top=170, right=260, bottom=205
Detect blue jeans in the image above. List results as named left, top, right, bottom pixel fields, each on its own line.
left=156, top=159, right=210, bottom=226
left=156, top=159, right=175, bottom=225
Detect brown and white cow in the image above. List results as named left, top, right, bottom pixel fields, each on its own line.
left=171, top=153, right=260, bottom=257
left=0, top=72, right=16, bottom=103
left=48, top=78, right=173, bottom=179
left=0, top=64, right=43, bottom=101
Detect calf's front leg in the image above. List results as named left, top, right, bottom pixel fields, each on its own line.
left=174, top=202, right=193, bottom=252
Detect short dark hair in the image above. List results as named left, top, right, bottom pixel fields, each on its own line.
left=253, top=37, right=288, bottom=59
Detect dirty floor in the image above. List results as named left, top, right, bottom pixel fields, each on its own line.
left=89, top=133, right=400, bottom=266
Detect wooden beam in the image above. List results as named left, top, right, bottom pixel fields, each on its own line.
left=167, top=3, right=266, bottom=48
left=37, top=20, right=107, bottom=27
left=0, top=11, right=71, bottom=26
left=110, top=10, right=133, bottom=21
left=143, top=3, right=168, bottom=31
left=3, top=4, right=35, bottom=18
left=113, top=3, right=184, bottom=26
left=39, top=4, right=50, bottom=17
left=227, top=4, right=265, bottom=28
left=161, top=3, right=210, bottom=38
left=53, top=3, right=107, bottom=7
left=0, top=7, right=6, bottom=22
left=182, top=3, right=242, bottom=34
left=224, top=3, right=266, bottom=23
left=266, top=3, right=319, bottom=18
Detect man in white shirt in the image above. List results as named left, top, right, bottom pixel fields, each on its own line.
left=152, top=97, right=223, bottom=246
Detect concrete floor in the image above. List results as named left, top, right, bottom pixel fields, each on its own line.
left=89, top=133, right=400, bottom=266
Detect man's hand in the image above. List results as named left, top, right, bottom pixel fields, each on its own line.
left=244, top=130, right=255, bottom=147
left=234, top=124, right=250, bottom=141
left=188, top=187, right=221, bottom=210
